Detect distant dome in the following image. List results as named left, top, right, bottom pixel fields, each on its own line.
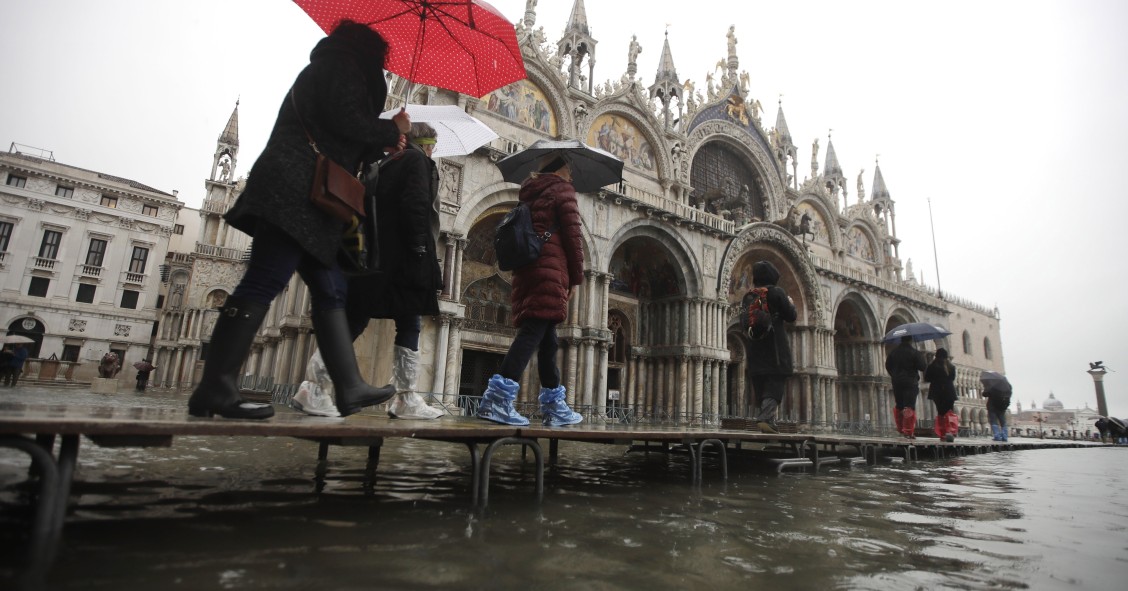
left=1043, top=393, right=1064, bottom=411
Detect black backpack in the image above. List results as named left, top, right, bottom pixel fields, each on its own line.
left=494, top=202, right=555, bottom=271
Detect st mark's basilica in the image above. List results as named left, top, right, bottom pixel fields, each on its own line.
left=139, top=1, right=1004, bottom=432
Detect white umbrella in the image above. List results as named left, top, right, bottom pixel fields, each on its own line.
left=2, top=334, right=35, bottom=344
left=381, top=105, right=498, bottom=158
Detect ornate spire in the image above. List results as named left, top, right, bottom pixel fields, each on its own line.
left=210, top=100, right=240, bottom=184
left=219, top=99, right=240, bottom=147
left=823, top=134, right=842, bottom=178
left=772, top=98, right=797, bottom=189
left=557, top=0, right=598, bottom=93
left=648, top=29, right=683, bottom=128
left=870, top=158, right=891, bottom=201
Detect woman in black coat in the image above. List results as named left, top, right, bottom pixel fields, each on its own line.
left=188, top=21, right=410, bottom=420
left=344, top=123, right=444, bottom=420
left=924, top=348, right=959, bottom=441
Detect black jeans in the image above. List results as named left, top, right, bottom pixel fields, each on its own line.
left=499, top=318, right=560, bottom=389
left=348, top=314, right=421, bottom=351
left=232, top=222, right=348, bottom=312
left=893, top=384, right=919, bottom=409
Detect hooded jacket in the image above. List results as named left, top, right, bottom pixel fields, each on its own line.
left=886, top=342, right=927, bottom=391
left=924, top=357, right=958, bottom=404
left=510, top=173, right=584, bottom=325
left=346, top=142, right=442, bottom=320
left=744, top=261, right=798, bottom=375
left=224, top=26, right=402, bottom=268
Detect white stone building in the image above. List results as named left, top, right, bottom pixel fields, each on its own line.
left=0, top=144, right=183, bottom=383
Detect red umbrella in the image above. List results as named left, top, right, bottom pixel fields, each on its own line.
left=293, top=0, right=526, bottom=97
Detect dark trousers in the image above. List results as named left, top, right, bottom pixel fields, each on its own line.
left=232, top=222, right=348, bottom=312
left=893, top=385, right=919, bottom=409
left=752, top=375, right=786, bottom=423
left=499, top=318, right=560, bottom=389
left=933, top=396, right=955, bottom=416
left=348, top=314, right=420, bottom=351
left=988, top=407, right=1007, bottom=430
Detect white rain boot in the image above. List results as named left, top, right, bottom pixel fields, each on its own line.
left=291, top=349, right=341, bottom=417
left=387, top=346, right=442, bottom=420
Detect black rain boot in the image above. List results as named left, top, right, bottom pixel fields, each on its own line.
left=311, top=308, right=395, bottom=417
left=187, top=297, right=275, bottom=420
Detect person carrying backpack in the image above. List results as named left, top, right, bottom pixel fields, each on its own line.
left=476, top=153, right=585, bottom=427
left=743, top=260, right=798, bottom=434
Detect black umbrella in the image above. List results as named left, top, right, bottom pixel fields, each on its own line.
left=496, top=139, right=624, bottom=193
left=979, top=370, right=1012, bottom=394
left=1107, top=417, right=1128, bottom=437
left=882, top=322, right=952, bottom=343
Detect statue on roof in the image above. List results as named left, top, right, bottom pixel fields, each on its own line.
left=810, top=138, right=819, bottom=179
left=628, top=35, right=642, bottom=67
left=857, top=169, right=865, bottom=203
left=727, top=25, right=737, bottom=61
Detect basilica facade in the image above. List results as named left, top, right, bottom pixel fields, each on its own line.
left=150, top=2, right=1004, bottom=433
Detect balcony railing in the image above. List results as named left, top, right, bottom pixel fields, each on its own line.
left=811, top=255, right=947, bottom=309
left=194, top=242, right=246, bottom=261
left=32, top=257, right=56, bottom=270
left=603, top=182, right=736, bottom=234
left=124, top=271, right=146, bottom=284
left=79, top=264, right=102, bottom=278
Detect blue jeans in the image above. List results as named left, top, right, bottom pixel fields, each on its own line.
left=232, top=222, right=348, bottom=312
left=988, top=407, right=1007, bottom=431
left=499, top=318, right=560, bottom=388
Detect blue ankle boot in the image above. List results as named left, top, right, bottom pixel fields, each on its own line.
left=539, top=385, right=582, bottom=427
left=476, top=374, right=529, bottom=426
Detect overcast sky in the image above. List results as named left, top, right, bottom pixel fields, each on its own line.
left=3, top=1, right=1125, bottom=418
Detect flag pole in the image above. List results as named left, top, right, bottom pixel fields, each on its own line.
left=927, top=197, right=943, bottom=299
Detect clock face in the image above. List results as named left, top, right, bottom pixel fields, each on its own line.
left=21, top=318, right=36, bottom=331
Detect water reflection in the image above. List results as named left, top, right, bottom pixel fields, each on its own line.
left=1, top=388, right=1126, bottom=590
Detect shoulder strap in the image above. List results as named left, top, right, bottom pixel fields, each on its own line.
left=289, top=88, right=321, bottom=156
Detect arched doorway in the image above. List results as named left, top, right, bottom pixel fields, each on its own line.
left=5, top=317, right=45, bottom=358
left=833, top=296, right=880, bottom=427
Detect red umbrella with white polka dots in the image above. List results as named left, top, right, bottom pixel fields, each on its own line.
left=293, top=0, right=526, bottom=97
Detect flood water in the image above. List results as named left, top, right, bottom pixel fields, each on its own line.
left=2, top=387, right=1127, bottom=590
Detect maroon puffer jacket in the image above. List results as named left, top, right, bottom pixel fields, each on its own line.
left=510, top=174, right=585, bottom=325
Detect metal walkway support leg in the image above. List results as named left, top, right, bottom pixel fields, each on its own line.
left=0, top=435, right=65, bottom=590
left=478, top=437, right=544, bottom=506
left=692, top=439, right=728, bottom=482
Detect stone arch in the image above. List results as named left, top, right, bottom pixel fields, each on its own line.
left=608, top=220, right=701, bottom=298
left=457, top=182, right=601, bottom=274
left=584, top=108, right=667, bottom=180
left=5, top=315, right=46, bottom=358
left=794, top=195, right=840, bottom=251
left=832, top=292, right=883, bottom=419
left=717, top=222, right=824, bottom=326
left=477, top=67, right=571, bottom=136
left=843, top=221, right=882, bottom=266
left=462, top=274, right=514, bottom=331
left=684, top=119, right=786, bottom=220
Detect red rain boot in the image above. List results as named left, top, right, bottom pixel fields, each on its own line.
left=934, top=412, right=947, bottom=439
left=902, top=408, right=917, bottom=439
left=944, top=411, right=959, bottom=442
left=893, top=407, right=903, bottom=436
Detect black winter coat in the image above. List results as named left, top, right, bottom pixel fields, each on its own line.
left=224, top=34, right=402, bottom=268
left=346, top=144, right=442, bottom=320
left=924, top=360, right=957, bottom=404
left=886, top=343, right=926, bottom=390
left=510, top=174, right=584, bottom=326
left=744, top=262, right=798, bottom=376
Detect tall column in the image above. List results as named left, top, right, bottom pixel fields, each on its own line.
left=582, top=339, right=597, bottom=406
left=443, top=318, right=463, bottom=399
left=441, top=234, right=457, bottom=299
left=596, top=341, right=609, bottom=410
left=452, top=237, right=467, bottom=298
left=434, top=314, right=452, bottom=395
left=1088, top=365, right=1109, bottom=418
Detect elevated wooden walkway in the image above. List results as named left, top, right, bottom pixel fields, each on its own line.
left=0, top=400, right=1102, bottom=589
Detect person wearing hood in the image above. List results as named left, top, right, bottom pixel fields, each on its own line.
left=743, top=260, right=798, bottom=433
left=346, top=122, right=445, bottom=420
left=476, top=154, right=585, bottom=427
left=924, top=348, right=959, bottom=442
left=885, top=335, right=927, bottom=438
left=187, top=21, right=410, bottom=420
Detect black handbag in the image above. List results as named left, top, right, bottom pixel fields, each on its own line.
left=337, top=162, right=382, bottom=277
